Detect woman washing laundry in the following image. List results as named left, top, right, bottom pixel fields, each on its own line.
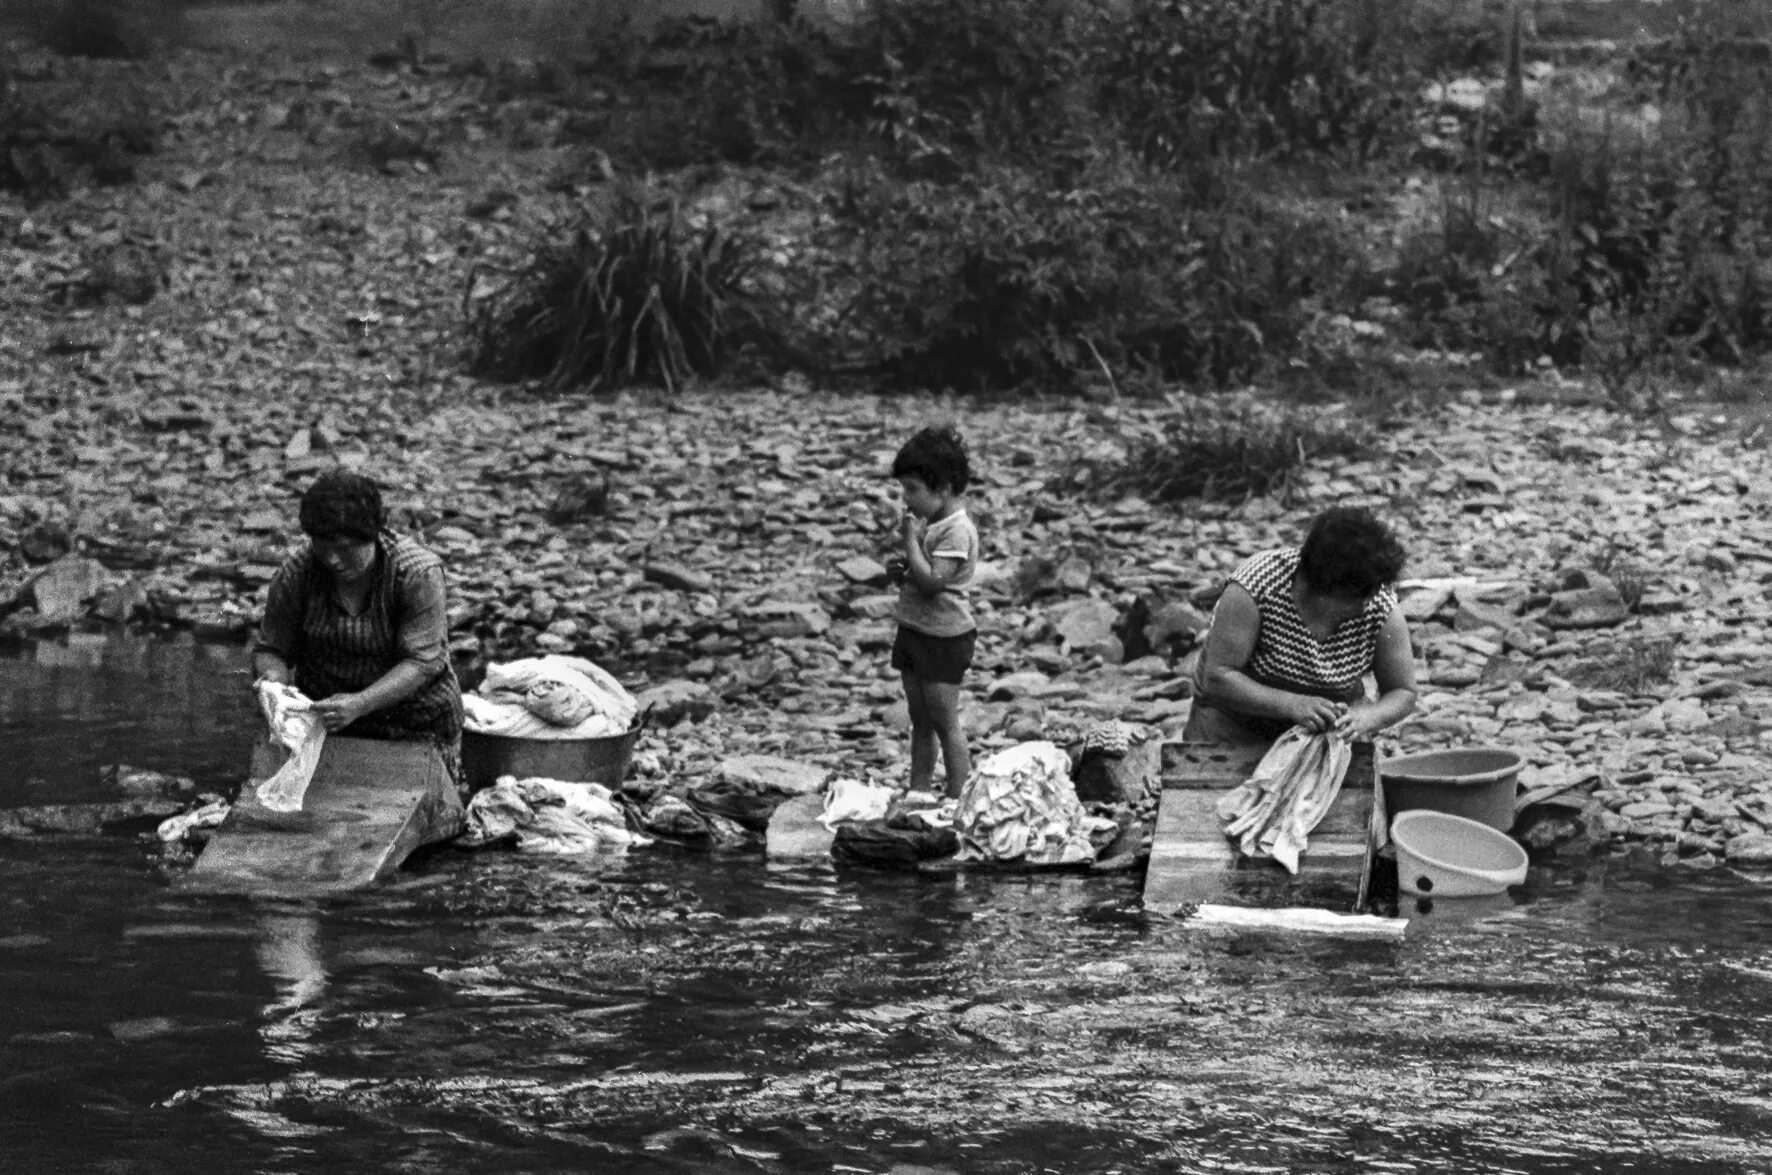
left=251, top=470, right=466, bottom=796
left=1187, top=506, right=1418, bottom=748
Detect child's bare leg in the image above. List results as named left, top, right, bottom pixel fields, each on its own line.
left=922, top=679, right=971, bottom=799
left=901, top=672, right=938, bottom=792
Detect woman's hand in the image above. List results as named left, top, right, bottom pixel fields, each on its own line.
left=1287, top=695, right=1348, bottom=734
left=1333, top=703, right=1386, bottom=742
left=310, top=693, right=371, bottom=733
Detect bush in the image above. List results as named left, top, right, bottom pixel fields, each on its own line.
left=12, top=0, right=187, bottom=58
left=0, top=68, right=158, bottom=199
left=468, top=183, right=773, bottom=393
left=1076, top=396, right=1374, bottom=502
left=841, top=156, right=1369, bottom=391
left=1098, top=0, right=1416, bottom=168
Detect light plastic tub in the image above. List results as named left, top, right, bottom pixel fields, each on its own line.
left=1380, top=747, right=1524, bottom=832
left=1391, top=809, right=1529, bottom=897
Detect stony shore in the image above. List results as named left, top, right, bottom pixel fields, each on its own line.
left=2, top=44, right=1769, bottom=866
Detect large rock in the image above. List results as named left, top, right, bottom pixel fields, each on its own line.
left=1115, top=592, right=1211, bottom=662
left=715, top=754, right=829, bottom=797
left=635, top=680, right=717, bottom=727
left=1542, top=583, right=1630, bottom=630
left=765, top=793, right=835, bottom=859
left=1053, top=598, right=1120, bottom=658
left=643, top=562, right=714, bottom=593
left=1725, top=835, right=1772, bottom=867
left=30, top=556, right=108, bottom=624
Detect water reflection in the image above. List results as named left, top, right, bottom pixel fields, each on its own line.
left=2, top=633, right=1772, bottom=1174
left=255, top=910, right=328, bottom=1066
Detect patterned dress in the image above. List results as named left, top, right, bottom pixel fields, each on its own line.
left=1188, top=547, right=1396, bottom=744
left=256, top=530, right=464, bottom=788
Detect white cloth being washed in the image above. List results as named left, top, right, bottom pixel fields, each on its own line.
left=254, top=681, right=326, bottom=813
left=1215, top=727, right=1351, bottom=874
left=463, top=655, right=637, bottom=740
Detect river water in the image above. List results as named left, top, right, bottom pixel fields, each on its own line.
left=2, top=633, right=1770, bottom=1174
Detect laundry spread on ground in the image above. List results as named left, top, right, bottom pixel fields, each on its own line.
left=1216, top=727, right=1352, bottom=874
left=461, top=775, right=651, bottom=853
left=462, top=655, right=637, bottom=740
left=818, top=778, right=894, bottom=829
left=254, top=681, right=326, bottom=813
left=955, top=741, right=1117, bottom=865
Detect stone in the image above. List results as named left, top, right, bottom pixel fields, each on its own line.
left=765, top=793, right=834, bottom=859
left=715, top=754, right=829, bottom=797
left=836, top=556, right=889, bottom=586
left=1725, top=835, right=1772, bottom=867
left=1542, top=583, right=1631, bottom=630
left=643, top=563, right=714, bottom=593
left=848, top=593, right=899, bottom=621
left=634, top=680, right=717, bottom=727
left=1662, top=697, right=1710, bottom=733
left=29, top=556, right=108, bottom=625
left=1619, top=800, right=1676, bottom=820
left=1053, top=598, right=1119, bottom=654
left=987, top=670, right=1053, bottom=701
left=745, top=600, right=831, bottom=637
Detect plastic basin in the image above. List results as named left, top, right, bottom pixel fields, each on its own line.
left=1391, top=809, right=1528, bottom=897
left=461, top=726, right=641, bottom=793
left=1380, top=747, right=1524, bottom=832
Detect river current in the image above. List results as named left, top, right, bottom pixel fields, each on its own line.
left=2, top=633, right=1769, bottom=1174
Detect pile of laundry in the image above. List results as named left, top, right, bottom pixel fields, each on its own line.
left=461, top=775, right=651, bottom=854
left=462, top=656, right=637, bottom=740
left=955, top=741, right=1119, bottom=866
left=1215, top=727, right=1351, bottom=874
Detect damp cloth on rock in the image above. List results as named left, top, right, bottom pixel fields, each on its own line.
left=1215, top=726, right=1352, bottom=874
left=954, top=741, right=1117, bottom=865
left=461, top=775, right=650, bottom=853
left=255, top=681, right=326, bottom=813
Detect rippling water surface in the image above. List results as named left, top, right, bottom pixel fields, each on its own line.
left=2, top=634, right=1770, bottom=1174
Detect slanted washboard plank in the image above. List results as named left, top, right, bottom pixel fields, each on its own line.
left=1143, top=740, right=1375, bottom=916
left=189, top=737, right=457, bottom=897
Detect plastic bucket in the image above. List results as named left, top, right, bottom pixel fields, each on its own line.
left=461, top=725, right=642, bottom=793
left=1391, top=809, right=1528, bottom=897
left=1380, top=747, right=1524, bottom=832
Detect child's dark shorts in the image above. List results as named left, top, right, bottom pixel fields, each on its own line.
left=890, top=625, right=976, bottom=685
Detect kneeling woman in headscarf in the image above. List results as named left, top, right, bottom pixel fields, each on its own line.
left=252, top=471, right=466, bottom=800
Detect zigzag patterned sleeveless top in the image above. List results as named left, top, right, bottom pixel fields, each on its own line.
left=1229, top=547, right=1394, bottom=698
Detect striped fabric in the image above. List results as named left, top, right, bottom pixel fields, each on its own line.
left=256, top=530, right=463, bottom=760
left=1226, top=547, right=1395, bottom=698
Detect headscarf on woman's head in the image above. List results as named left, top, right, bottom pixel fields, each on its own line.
left=298, top=470, right=386, bottom=542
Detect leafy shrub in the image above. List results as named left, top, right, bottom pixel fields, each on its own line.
left=842, top=156, right=1368, bottom=391
left=1077, top=396, right=1374, bottom=502
left=12, top=0, right=186, bottom=58
left=468, top=184, right=772, bottom=393
left=0, top=70, right=157, bottom=199
left=1098, top=0, right=1415, bottom=167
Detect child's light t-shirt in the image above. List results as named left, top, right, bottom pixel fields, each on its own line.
left=894, top=508, right=980, bottom=637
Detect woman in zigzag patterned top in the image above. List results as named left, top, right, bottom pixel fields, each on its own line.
left=1186, top=506, right=1418, bottom=747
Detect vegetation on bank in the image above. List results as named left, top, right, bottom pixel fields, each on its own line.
left=4, top=1, right=1770, bottom=451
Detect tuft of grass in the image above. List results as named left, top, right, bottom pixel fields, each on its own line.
left=1590, top=540, right=1650, bottom=612
left=468, top=182, right=771, bottom=394
left=13, top=0, right=186, bottom=59
left=1568, top=635, right=1676, bottom=695
left=0, top=70, right=158, bottom=200
left=1078, top=397, right=1375, bottom=503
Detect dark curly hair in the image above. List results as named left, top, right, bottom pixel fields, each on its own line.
left=891, top=424, right=971, bottom=493
left=299, top=470, right=386, bottom=543
left=1297, top=506, right=1406, bottom=597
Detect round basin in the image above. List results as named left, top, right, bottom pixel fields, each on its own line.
left=1380, top=747, right=1525, bottom=832
left=1391, top=809, right=1528, bottom=897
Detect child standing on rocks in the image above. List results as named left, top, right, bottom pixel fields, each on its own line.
left=888, top=425, right=980, bottom=798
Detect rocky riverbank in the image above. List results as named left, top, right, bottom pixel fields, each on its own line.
left=2, top=41, right=1769, bottom=868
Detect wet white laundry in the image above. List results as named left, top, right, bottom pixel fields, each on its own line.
left=464, top=655, right=637, bottom=740
left=817, top=778, right=894, bottom=829
left=1215, top=727, right=1352, bottom=874
left=955, top=741, right=1114, bottom=865
left=255, top=681, right=326, bottom=813
left=463, top=774, right=650, bottom=853
left=1188, top=904, right=1405, bottom=939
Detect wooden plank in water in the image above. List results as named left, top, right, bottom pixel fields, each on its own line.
left=1143, top=740, right=1376, bottom=916
left=189, top=737, right=462, bottom=897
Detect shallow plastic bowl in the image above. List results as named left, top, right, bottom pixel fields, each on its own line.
left=1380, top=747, right=1525, bottom=832
left=1391, top=809, right=1529, bottom=897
